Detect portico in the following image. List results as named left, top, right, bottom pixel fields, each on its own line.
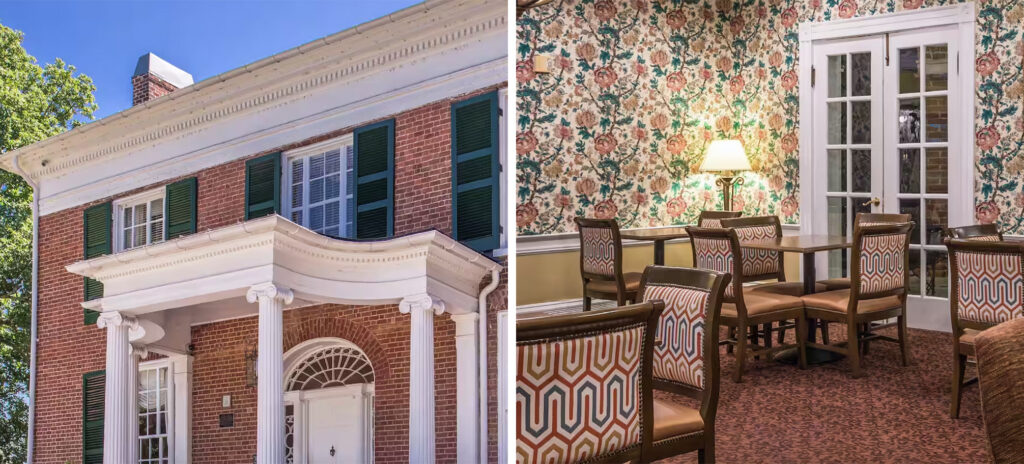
left=67, top=214, right=501, bottom=464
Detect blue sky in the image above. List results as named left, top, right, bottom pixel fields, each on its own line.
left=1, top=0, right=422, bottom=120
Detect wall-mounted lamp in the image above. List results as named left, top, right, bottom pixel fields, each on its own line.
left=244, top=343, right=258, bottom=388
left=699, top=140, right=752, bottom=211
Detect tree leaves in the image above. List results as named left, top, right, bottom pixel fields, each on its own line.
left=0, top=22, right=96, bottom=463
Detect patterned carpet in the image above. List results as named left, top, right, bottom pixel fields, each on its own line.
left=656, top=326, right=989, bottom=463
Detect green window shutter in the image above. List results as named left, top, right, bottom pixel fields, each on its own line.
left=245, top=153, right=282, bottom=220
left=165, top=177, right=198, bottom=239
left=451, top=92, right=500, bottom=252
left=82, top=370, right=105, bottom=464
left=83, top=202, right=112, bottom=325
left=353, top=119, right=394, bottom=239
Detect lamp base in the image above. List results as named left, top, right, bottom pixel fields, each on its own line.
left=715, top=176, right=745, bottom=211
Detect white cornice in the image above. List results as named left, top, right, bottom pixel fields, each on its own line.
left=2, top=0, right=506, bottom=215
left=68, top=215, right=500, bottom=315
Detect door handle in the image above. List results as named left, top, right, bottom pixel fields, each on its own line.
left=330, top=445, right=336, bottom=457
left=861, top=197, right=881, bottom=207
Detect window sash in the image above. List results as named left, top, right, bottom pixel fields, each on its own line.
left=285, top=144, right=354, bottom=238
left=137, top=365, right=170, bottom=464
left=115, top=191, right=165, bottom=252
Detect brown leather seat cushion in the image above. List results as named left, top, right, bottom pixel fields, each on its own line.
left=800, top=289, right=901, bottom=314
left=751, top=281, right=827, bottom=296
left=958, top=328, right=980, bottom=356
left=586, top=272, right=642, bottom=294
left=653, top=397, right=704, bottom=441
left=817, top=278, right=851, bottom=291
left=722, top=292, right=803, bottom=318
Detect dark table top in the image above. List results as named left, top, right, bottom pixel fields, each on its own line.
left=740, top=235, right=851, bottom=253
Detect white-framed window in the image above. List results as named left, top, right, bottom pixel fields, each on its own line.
left=115, top=188, right=165, bottom=252
left=138, top=364, right=171, bottom=464
left=283, top=137, right=355, bottom=238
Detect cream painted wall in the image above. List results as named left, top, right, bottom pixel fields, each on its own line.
left=517, top=242, right=802, bottom=306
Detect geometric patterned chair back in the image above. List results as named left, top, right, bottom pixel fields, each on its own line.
left=720, top=216, right=782, bottom=280
left=697, top=210, right=742, bottom=229
left=516, top=301, right=663, bottom=464
left=946, top=239, right=1024, bottom=326
left=854, top=223, right=911, bottom=297
left=639, top=266, right=729, bottom=395
left=575, top=218, right=621, bottom=280
left=685, top=227, right=740, bottom=300
left=947, top=223, right=1003, bottom=242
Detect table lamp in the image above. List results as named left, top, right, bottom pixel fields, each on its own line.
left=699, top=140, right=751, bottom=211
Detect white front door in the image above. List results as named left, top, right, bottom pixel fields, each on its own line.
left=285, top=384, right=374, bottom=464
left=811, top=24, right=965, bottom=331
left=307, top=390, right=365, bottom=464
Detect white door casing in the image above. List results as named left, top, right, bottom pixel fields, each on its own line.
left=799, top=4, right=975, bottom=332
left=283, top=338, right=375, bottom=464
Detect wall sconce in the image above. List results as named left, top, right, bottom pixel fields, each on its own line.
left=244, top=343, right=258, bottom=388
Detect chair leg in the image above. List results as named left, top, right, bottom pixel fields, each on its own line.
left=796, top=315, right=808, bottom=370
left=951, top=347, right=966, bottom=419
left=583, top=296, right=592, bottom=312
left=726, top=327, right=735, bottom=354
left=764, top=323, right=774, bottom=362
left=898, top=315, right=910, bottom=366
left=733, top=324, right=747, bottom=383
left=861, top=323, right=870, bottom=355
left=820, top=321, right=830, bottom=345
left=847, top=322, right=862, bottom=378
left=777, top=320, right=788, bottom=344
left=698, top=439, right=715, bottom=464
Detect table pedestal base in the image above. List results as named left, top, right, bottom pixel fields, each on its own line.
left=774, top=346, right=845, bottom=365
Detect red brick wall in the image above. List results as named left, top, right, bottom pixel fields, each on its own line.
left=131, top=74, right=179, bottom=106
left=31, top=84, right=507, bottom=463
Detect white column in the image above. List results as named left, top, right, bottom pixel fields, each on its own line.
left=399, top=294, right=445, bottom=464
left=97, top=312, right=137, bottom=464
left=451, top=312, right=480, bottom=464
left=127, top=344, right=148, bottom=464
left=246, top=283, right=293, bottom=464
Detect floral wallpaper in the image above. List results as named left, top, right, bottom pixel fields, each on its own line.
left=516, top=0, right=1024, bottom=235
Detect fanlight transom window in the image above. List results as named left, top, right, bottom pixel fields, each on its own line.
left=285, top=345, right=374, bottom=391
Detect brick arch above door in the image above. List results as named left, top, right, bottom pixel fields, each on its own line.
left=282, top=307, right=394, bottom=384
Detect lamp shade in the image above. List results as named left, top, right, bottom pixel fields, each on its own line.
left=699, top=140, right=752, bottom=172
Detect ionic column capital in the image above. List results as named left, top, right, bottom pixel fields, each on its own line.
left=97, top=311, right=138, bottom=330
left=246, top=283, right=294, bottom=305
left=399, top=293, right=446, bottom=316
left=129, top=344, right=149, bottom=358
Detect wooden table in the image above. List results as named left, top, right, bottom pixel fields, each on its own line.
left=740, top=234, right=851, bottom=364
left=619, top=227, right=689, bottom=266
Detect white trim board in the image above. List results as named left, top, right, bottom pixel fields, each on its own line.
left=517, top=223, right=801, bottom=255
left=798, top=3, right=976, bottom=237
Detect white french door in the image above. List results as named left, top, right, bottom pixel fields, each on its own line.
left=811, top=25, right=965, bottom=331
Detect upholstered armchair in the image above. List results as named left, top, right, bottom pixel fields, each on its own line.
left=975, top=317, right=1024, bottom=463
left=697, top=210, right=742, bottom=228
left=638, top=266, right=729, bottom=462
left=516, top=301, right=663, bottom=463
left=801, top=222, right=913, bottom=377
left=575, top=218, right=640, bottom=311
left=944, top=238, right=1024, bottom=418
left=687, top=226, right=807, bottom=381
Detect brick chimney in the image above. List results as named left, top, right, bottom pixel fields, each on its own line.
left=132, top=53, right=193, bottom=105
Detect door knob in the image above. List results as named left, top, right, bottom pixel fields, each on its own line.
left=330, top=445, right=336, bottom=457
left=861, top=197, right=881, bottom=207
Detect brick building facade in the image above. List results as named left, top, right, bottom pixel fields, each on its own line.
left=2, top=1, right=508, bottom=463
